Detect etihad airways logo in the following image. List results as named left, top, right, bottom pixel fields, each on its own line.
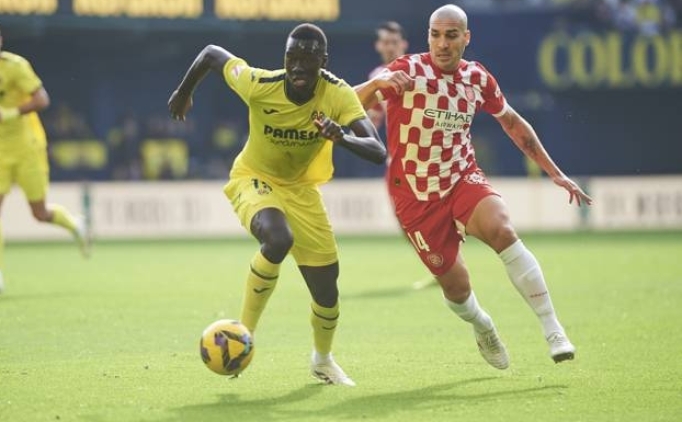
left=423, top=109, right=473, bottom=130
left=263, top=124, right=322, bottom=146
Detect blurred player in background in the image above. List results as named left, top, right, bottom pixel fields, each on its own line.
left=355, top=5, right=592, bottom=368
left=168, top=23, right=385, bottom=386
left=0, top=27, right=90, bottom=293
left=367, top=21, right=409, bottom=131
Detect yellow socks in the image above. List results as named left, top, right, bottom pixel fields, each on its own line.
left=49, top=204, right=77, bottom=234
left=240, top=251, right=279, bottom=333
left=310, top=301, right=339, bottom=355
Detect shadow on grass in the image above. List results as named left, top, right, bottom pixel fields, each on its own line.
left=341, top=286, right=415, bottom=301
left=162, top=376, right=566, bottom=422
left=319, top=376, right=567, bottom=420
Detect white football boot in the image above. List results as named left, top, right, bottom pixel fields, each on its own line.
left=475, top=327, right=510, bottom=370
left=74, top=216, right=92, bottom=258
left=547, top=332, right=576, bottom=363
left=310, top=352, right=356, bottom=386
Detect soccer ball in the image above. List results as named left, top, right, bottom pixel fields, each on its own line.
left=200, top=319, right=254, bottom=376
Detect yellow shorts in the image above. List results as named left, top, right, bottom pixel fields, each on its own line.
left=0, top=147, right=49, bottom=202
left=224, top=174, right=338, bottom=267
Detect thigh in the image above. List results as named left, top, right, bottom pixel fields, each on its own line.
left=223, top=175, right=285, bottom=233
left=16, top=149, right=49, bottom=202
left=393, top=195, right=462, bottom=276
left=286, top=185, right=338, bottom=267
left=0, top=156, right=15, bottom=196
left=451, top=166, right=500, bottom=227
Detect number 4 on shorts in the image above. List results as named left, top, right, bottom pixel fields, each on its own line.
left=407, top=230, right=430, bottom=252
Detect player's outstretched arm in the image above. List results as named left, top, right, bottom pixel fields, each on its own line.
left=353, top=70, right=413, bottom=110
left=314, top=117, right=387, bottom=164
left=496, top=106, right=593, bottom=206
left=168, top=45, right=234, bottom=121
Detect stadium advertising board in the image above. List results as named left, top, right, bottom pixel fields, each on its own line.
left=0, top=0, right=340, bottom=20
left=4, top=178, right=681, bottom=241
left=589, top=176, right=682, bottom=229
left=538, top=30, right=682, bottom=89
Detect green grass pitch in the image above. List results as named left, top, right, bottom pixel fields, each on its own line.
left=1, top=232, right=681, bottom=422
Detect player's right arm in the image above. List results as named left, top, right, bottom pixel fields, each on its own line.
left=168, top=45, right=234, bottom=121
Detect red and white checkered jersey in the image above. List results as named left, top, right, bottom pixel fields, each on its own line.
left=378, top=53, right=508, bottom=201
left=369, top=64, right=387, bottom=80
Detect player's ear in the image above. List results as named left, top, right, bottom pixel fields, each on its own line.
left=321, top=54, right=328, bottom=69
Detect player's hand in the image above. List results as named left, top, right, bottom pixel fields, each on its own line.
left=314, top=117, right=344, bottom=143
left=553, top=175, right=593, bottom=206
left=168, top=89, right=193, bottom=121
left=374, top=70, right=414, bottom=95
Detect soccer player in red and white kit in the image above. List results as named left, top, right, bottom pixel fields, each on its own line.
left=355, top=5, right=592, bottom=369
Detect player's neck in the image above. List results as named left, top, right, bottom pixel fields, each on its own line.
left=284, top=79, right=317, bottom=105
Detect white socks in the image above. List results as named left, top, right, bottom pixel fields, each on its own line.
left=499, top=239, right=563, bottom=337
left=445, top=291, right=494, bottom=334
left=312, top=350, right=332, bottom=365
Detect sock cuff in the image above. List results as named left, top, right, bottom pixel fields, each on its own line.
left=251, top=251, right=280, bottom=278
left=444, top=291, right=477, bottom=312
left=499, top=239, right=525, bottom=263
left=311, top=301, right=339, bottom=319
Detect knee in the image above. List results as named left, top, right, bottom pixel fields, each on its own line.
left=31, top=208, right=51, bottom=222
left=440, top=280, right=471, bottom=303
left=438, top=267, right=471, bottom=303
left=261, top=227, right=294, bottom=263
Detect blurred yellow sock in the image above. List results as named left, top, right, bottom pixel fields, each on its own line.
left=49, top=204, right=77, bottom=233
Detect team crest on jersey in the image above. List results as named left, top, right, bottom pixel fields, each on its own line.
left=311, top=110, right=326, bottom=122
left=427, top=253, right=444, bottom=268
left=464, top=172, right=487, bottom=185
left=464, top=85, right=476, bottom=102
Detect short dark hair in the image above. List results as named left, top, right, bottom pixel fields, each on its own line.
left=376, top=21, right=406, bottom=40
left=288, top=23, right=327, bottom=52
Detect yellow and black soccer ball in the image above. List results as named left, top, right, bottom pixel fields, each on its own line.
left=200, top=319, right=254, bottom=376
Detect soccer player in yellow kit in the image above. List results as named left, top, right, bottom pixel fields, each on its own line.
left=168, top=24, right=387, bottom=386
left=0, top=28, right=90, bottom=293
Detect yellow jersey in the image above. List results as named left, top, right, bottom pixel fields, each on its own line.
left=222, top=57, right=366, bottom=186
left=0, top=51, right=47, bottom=155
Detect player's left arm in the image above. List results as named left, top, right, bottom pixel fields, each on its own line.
left=314, top=116, right=386, bottom=164
left=496, top=107, right=592, bottom=206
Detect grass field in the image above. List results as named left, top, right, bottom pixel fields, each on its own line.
left=1, top=232, right=681, bottom=422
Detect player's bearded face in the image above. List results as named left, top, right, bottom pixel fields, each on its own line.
left=428, top=20, right=470, bottom=72
left=284, top=38, right=326, bottom=92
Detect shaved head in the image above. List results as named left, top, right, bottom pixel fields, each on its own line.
left=429, top=4, right=468, bottom=30
left=427, top=4, right=470, bottom=71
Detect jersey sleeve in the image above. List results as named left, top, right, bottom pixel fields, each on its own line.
left=16, top=58, right=43, bottom=95
left=375, top=57, right=409, bottom=103
left=222, top=57, right=261, bottom=104
left=334, top=81, right=368, bottom=126
left=477, top=63, right=508, bottom=117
